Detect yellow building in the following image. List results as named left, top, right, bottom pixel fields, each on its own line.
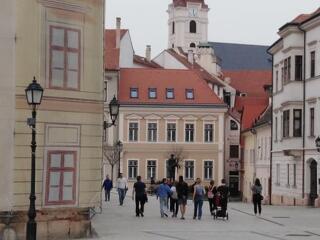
left=0, top=0, right=105, bottom=239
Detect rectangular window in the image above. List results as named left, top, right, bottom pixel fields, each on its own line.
left=281, top=67, right=284, bottom=86
left=293, top=164, right=297, bottom=187
left=167, top=123, right=176, bottom=142
left=295, top=55, right=303, bottom=81
left=128, top=160, right=138, bottom=179
left=283, top=110, right=290, bottom=138
left=204, top=161, right=213, bottom=180
left=276, top=164, right=280, bottom=185
left=204, top=124, right=213, bottom=142
left=147, top=160, right=156, bottom=180
left=166, top=88, right=174, bottom=99
left=129, top=122, right=138, bottom=141
left=148, top=88, right=157, bottom=99
left=147, top=123, right=157, bottom=142
left=275, top=70, right=279, bottom=92
left=185, top=89, right=194, bottom=99
left=275, top=117, right=278, bottom=142
left=284, top=58, right=287, bottom=83
left=293, top=109, right=302, bottom=137
left=230, top=145, right=239, bottom=158
left=46, top=151, right=76, bottom=205
left=185, top=123, right=194, bottom=142
left=287, top=57, right=291, bottom=81
left=287, top=164, right=290, bottom=186
left=49, top=26, right=80, bottom=90
left=185, top=161, right=194, bottom=180
left=310, top=51, right=315, bottom=78
left=130, top=88, right=138, bottom=98
left=310, top=108, right=315, bottom=136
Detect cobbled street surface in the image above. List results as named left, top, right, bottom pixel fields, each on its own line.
left=87, top=191, right=320, bottom=240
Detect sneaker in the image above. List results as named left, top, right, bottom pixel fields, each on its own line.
left=193, top=216, right=196, bottom=220
left=140, top=213, right=144, bottom=217
left=164, top=213, right=168, bottom=217
left=198, top=217, right=201, bottom=220
left=180, top=217, right=185, bottom=220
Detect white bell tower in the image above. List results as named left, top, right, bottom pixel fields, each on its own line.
left=168, top=0, right=209, bottom=51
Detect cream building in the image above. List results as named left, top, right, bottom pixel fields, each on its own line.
left=0, top=0, right=105, bottom=239
left=117, top=68, right=227, bottom=187
left=268, top=8, right=320, bottom=207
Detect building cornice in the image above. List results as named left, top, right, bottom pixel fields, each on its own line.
left=38, top=0, right=90, bottom=13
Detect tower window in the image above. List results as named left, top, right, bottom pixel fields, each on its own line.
left=189, top=20, right=196, bottom=33
left=190, top=43, right=196, bottom=48
left=172, top=22, right=175, bottom=34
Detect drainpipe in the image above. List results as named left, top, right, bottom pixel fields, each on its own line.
left=298, top=25, right=306, bottom=200
left=270, top=55, right=274, bottom=205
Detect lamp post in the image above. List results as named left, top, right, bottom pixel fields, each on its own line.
left=25, top=77, right=44, bottom=240
left=315, top=136, right=320, bottom=152
left=116, top=140, right=123, bottom=176
left=104, top=96, right=120, bottom=129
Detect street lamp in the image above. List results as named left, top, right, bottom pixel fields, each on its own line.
left=104, top=96, right=120, bottom=129
left=116, top=140, right=123, bottom=176
left=25, top=77, right=44, bottom=240
left=315, top=136, right=320, bottom=152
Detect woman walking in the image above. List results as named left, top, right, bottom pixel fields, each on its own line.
left=170, top=182, right=179, bottom=217
left=251, top=178, right=263, bottom=216
left=193, top=178, right=205, bottom=220
left=207, top=180, right=217, bottom=215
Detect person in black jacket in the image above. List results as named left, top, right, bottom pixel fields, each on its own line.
left=132, top=176, right=146, bottom=217
left=176, top=176, right=189, bottom=220
left=217, top=179, right=229, bottom=219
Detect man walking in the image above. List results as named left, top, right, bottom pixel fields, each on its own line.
left=156, top=178, right=172, bottom=218
left=102, top=175, right=113, bottom=202
left=117, top=173, right=128, bottom=206
left=217, top=179, right=229, bottom=220
left=132, top=176, right=146, bottom=217
left=176, top=176, right=189, bottom=220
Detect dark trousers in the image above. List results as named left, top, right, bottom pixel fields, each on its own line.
left=135, top=195, right=145, bottom=216
left=105, top=189, right=111, bottom=201
left=171, top=199, right=179, bottom=216
left=221, top=198, right=228, bottom=216
left=253, top=195, right=262, bottom=214
left=208, top=198, right=215, bottom=213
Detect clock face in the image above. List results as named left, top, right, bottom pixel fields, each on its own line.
left=188, top=8, right=198, bottom=17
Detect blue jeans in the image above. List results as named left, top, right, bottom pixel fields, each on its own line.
left=159, top=197, right=168, bottom=217
left=194, top=198, right=203, bottom=219
left=118, top=188, right=126, bottom=205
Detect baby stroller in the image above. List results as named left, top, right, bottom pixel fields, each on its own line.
left=212, top=192, right=229, bottom=220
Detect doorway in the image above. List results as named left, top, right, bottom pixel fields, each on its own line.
left=310, top=160, right=318, bottom=206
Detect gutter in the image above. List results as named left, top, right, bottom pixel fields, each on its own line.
left=298, top=25, right=306, bottom=200
left=269, top=55, right=274, bottom=205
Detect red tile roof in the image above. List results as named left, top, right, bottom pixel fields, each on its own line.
left=133, top=55, right=163, bottom=69
left=119, top=68, right=224, bottom=106
left=105, top=29, right=128, bottom=70
left=166, top=48, right=224, bottom=86
left=173, top=0, right=208, bottom=9
left=241, top=104, right=268, bottom=131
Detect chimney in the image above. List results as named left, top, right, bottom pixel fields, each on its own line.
left=146, top=45, right=151, bottom=62
left=187, top=50, right=194, bottom=65
left=116, top=17, right=121, bottom=49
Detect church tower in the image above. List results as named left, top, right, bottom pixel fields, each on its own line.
left=168, top=0, right=209, bottom=51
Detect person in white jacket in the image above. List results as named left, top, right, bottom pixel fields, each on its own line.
left=117, top=173, right=128, bottom=205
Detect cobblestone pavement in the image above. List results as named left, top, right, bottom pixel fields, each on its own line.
left=88, top=192, right=320, bottom=240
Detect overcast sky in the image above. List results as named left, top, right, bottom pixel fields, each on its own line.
left=106, top=0, right=319, bottom=58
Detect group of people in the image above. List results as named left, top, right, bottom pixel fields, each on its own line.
left=102, top=174, right=264, bottom=218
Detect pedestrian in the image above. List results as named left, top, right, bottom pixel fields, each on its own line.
left=170, top=181, right=179, bottom=217
left=156, top=178, right=172, bottom=218
left=251, top=178, right=263, bottom=216
left=193, top=178, right=205, bottom=220
left=167, top=178, right=174, bottom=213
left=132, top=176, right=146, bottom=217
left=217, top=179, right=229, bottom=220
left=102, top=175, right=113, bottom=202
left=176, top=176, right=189, bottom=220
left=117, top=173, right=128, bottom=206
left=207, top=180, right=217, bottom=215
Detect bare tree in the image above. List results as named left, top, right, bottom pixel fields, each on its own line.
left=103, top=143, right=120, bottom=183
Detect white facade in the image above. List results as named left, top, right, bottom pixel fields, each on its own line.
left=0, top=0, right=15, bottom=211
left=269, top=12, right=320, bottom=206
left=168, top=1, right=209, bottom=51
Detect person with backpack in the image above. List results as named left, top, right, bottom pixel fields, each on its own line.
left=251, top=178, right=263, bottom=216
left=207, top=180, right=217, bottom=215
left=193, top=178, right=205, bottom=220
left=170, top=181, right=179, bottom=217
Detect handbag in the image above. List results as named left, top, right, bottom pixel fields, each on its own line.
left=143, top=193, right=148, bottom=203
left=260, top=194, right=264, bottom=201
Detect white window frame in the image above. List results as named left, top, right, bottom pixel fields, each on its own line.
left=166, top=121, right=177, bottom=142
left=146, top=120, right=158, bottom=143
left=127, top=159, right=139, bottom=180
left=184, top=121, right=195, bottom=143
left=203, top=121, right=214, bottom=143
left=184, top=160, right=195, bottom=180
left=146, top=159, right=158, bottom=180
left=128, top=121, right=139, bottom=142
left=203, top=160, right=214, bottom=180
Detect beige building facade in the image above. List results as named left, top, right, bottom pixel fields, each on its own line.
left=0, top=0, right=105, bottom=239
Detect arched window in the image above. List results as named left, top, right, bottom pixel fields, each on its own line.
left=172, top=22, right=175, bottom=34
left=190, top=43, right=196, bottom=48
left=230, top=120, right=238, bottom=130
left=189, top=20, right=196, bottom=33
